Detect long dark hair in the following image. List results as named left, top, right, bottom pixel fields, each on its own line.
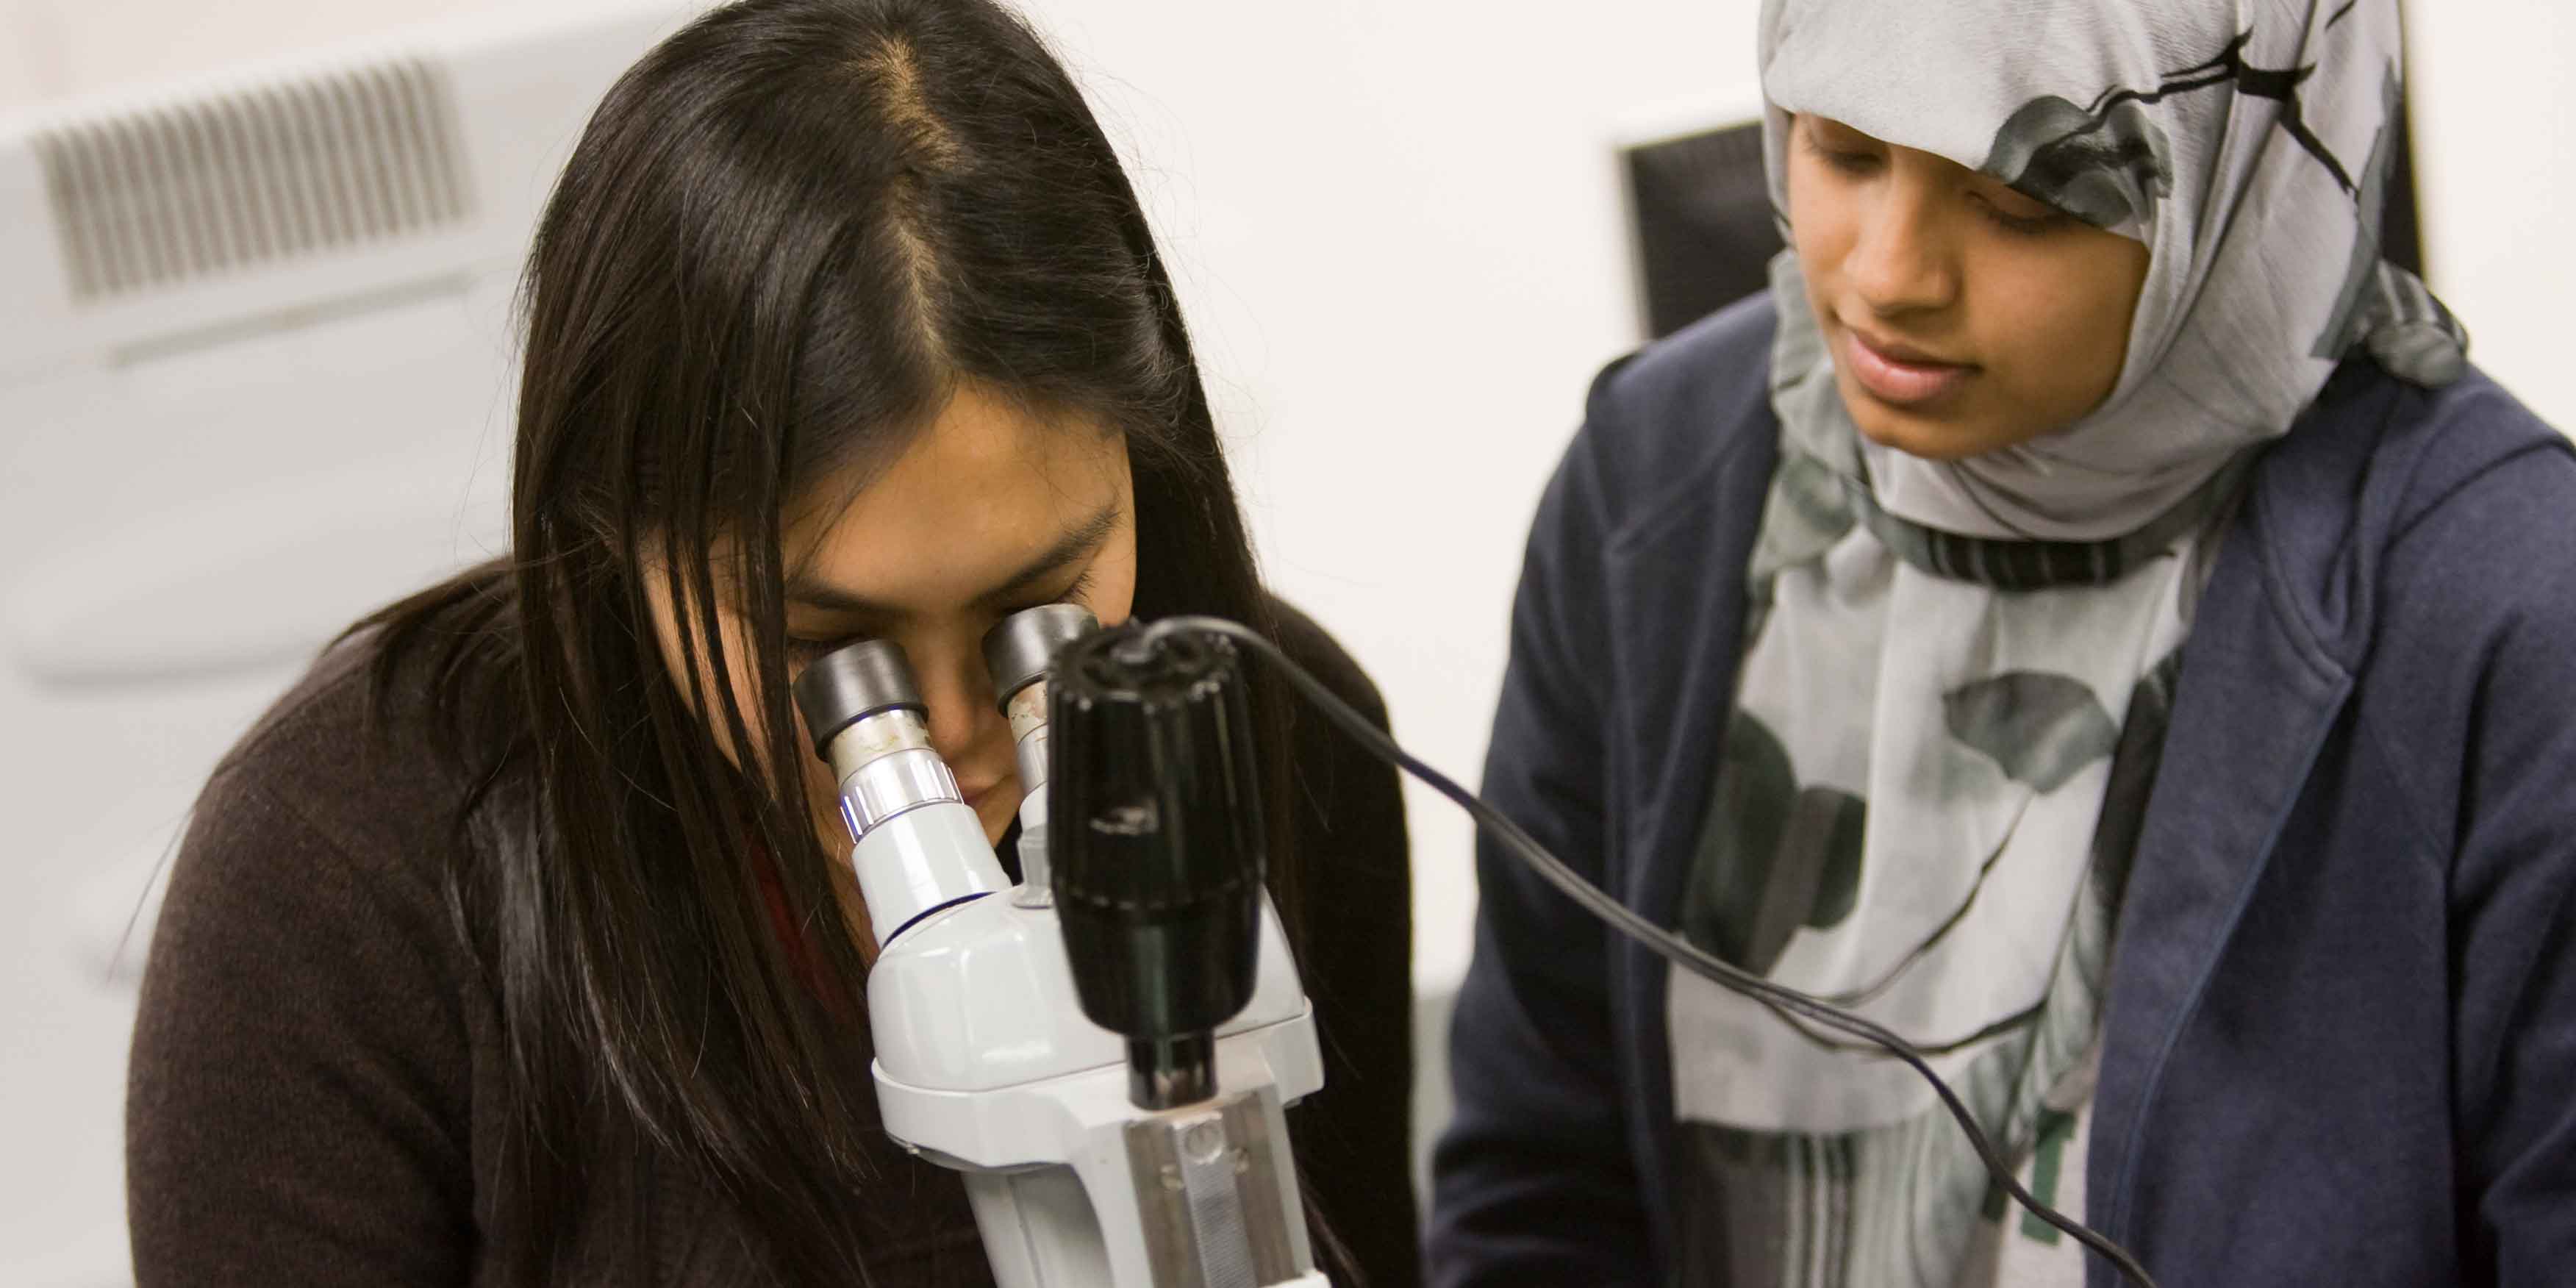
left=362, top=0, right=1300, bottom=1280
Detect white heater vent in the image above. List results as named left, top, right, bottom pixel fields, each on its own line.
left=32, top=57, right=473, bottom=302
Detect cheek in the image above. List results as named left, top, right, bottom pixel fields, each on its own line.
left=1975, top=249, right=2143, bottom=412
left=1783, top=155, right=1853, bottom=293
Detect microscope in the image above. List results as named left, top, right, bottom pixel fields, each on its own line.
left=792, top=607, right=1331, bottom=1288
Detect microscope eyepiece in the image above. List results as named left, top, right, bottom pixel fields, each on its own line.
left=792, top=637, right=921, bottom=756
left=984, top=605, right=1101, bottom=909
left=981, top=603, right=1101, bottom=713
left=793, top=638, right=1005, bottom=946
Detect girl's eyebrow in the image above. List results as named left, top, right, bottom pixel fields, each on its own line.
left=784, top=502, right=1123, bottom=619
left=966, top=503, right=1123, bottom=610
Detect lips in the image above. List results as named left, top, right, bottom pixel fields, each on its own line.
left=1839, top=325, right=1975, bottom=407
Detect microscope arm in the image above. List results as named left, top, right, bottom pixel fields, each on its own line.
left=867, top=891, right=1325, bottom=1288
left=799, top=615, right=1333, bottom=1288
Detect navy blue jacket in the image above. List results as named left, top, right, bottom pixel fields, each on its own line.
left=1428, top=296, right=2576, bottom=1287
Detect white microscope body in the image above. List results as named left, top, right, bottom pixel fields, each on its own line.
left=867, top=871, right=1323, bottom=1287
left=795, top=615, right=1330, bottom=1288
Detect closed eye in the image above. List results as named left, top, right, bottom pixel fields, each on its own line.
left=781, top=504, right=1123, bottom=663
left=782, top=568, right=1101, bottom=664
left=1970, top=187, right=2071, bottom=237
left=1800, top=129, right=1882, bottom=178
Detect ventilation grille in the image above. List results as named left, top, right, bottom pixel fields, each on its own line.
left=33, top=57, right=473, bottom=303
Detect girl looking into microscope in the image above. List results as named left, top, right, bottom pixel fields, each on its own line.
left=1435, top=0, right=2576, bottom=1284
left=124, top=1, right=1419, bottom=1284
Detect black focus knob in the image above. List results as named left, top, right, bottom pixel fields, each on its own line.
left=1046, top=623, right=1264, bottom=1106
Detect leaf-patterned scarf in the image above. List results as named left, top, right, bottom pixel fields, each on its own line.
left=1664, top=2, right=2466, bottom=1284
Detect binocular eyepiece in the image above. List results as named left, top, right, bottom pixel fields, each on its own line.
left=792, top=607, right=1270, bottom=1111
left=789, top=607, right=1101, bottom=853
left=787, top=606, right=1109, bottom=942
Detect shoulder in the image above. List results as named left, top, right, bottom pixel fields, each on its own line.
left=196, top=629, right=478, bottom=901
left=2319, top=371, right=2576, bottom=1080
left=1585, top=290, right=1780, bottom=435
left=1569, top=291, right=1781, bottom=518
left=129, top=626, right=494, bottom=1284
left=2373, top=367, right=2576, bottom=718
left=154, top=613, right=507, bottom=1020
left=2247, top=361, right=2576, bottom=668
left=1510, top=296, right=1780, bottom=652
left=2260, top=364, right=2576, bottom=862
left=2341, top=363, right=2575, bottom=640
left=2391, top=376, right=2576, bottom=603
left=2354, top=362, right=2574, bottom=553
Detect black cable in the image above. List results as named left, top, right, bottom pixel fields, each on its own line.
left=1143, top=616, right=2161, bottom=1288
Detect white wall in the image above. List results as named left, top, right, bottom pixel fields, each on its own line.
left=2402, top=0, right=2574, bottom=435
left=3, top=1, right=2570, bottom=1283
left=8, top=0, right=2571, bottom=1012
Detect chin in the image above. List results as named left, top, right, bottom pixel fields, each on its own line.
left=1850, top=407, right=1983, bottom=462
left=1842, top=386, right=2019, bottom=462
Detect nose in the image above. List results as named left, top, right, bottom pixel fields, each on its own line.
left=909, top=635, right=1003, bottom=771
left=1845, top=165, right=1959, bottom=318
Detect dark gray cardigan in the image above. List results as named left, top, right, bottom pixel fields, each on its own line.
left=1430, top=294, right=2576, bottom=1287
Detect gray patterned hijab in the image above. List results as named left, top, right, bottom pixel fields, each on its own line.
left=1664, top=2, right=2466, bottom=1284
left=1761, top=0, right=2464, bottom=541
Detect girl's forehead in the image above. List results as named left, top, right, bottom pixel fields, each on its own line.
left=791, top=387, right=1120, bottom=525
left=785, top=388, right=1129, bottom=607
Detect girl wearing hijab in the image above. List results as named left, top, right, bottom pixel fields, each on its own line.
left=124, top=1, right=1420, bottom=1284
left=1431, top=1, right=2573, bottom=1284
